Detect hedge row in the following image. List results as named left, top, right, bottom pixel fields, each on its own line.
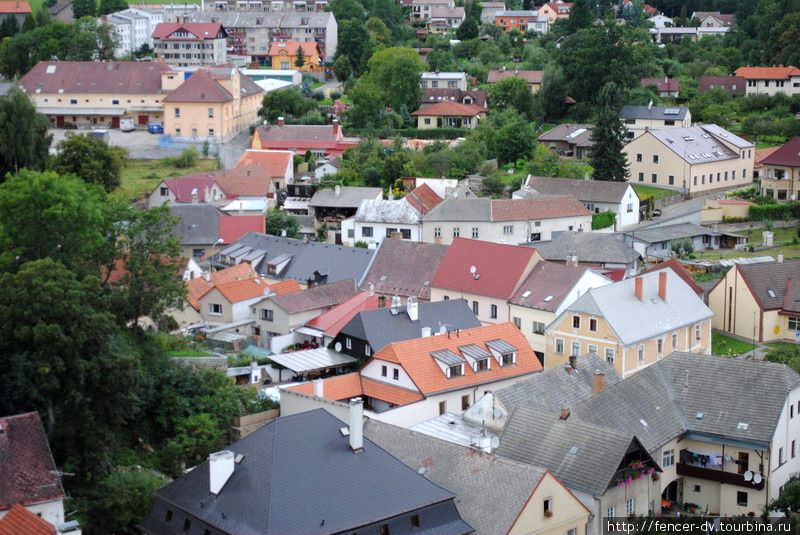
left=592, top=210, right=616, bottom=230
left=346, top=127, right=471, bottom=140
left=749, top=203, right=800, bottom=221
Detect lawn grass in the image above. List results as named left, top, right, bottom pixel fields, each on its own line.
left=632, top=184, right=678, bottom=202
left=166, top=350, right=215, bottom=357
left=766, top=341, right=799, bottom=351
left=114, top=158, right=220, bottom=202
left=712, top=332, right=756, bottom=356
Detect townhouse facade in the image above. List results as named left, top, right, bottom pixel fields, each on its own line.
left=420, top=71, right=468, bottom=91
left=758, top=136, right=800, bottom=201
left=735, top=66, right=800, bottom=96
left=152, top=22, right=228, bottom=67
left=487, top=67, right=543, bottom=92
left=620, top=105, right=691, bottom=139
left=105, top=7, right=161, bottom=56
left=494, top=10, right=549, bottom=33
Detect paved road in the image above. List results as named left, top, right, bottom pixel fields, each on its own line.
left=630, top=191, right=728, bottom=231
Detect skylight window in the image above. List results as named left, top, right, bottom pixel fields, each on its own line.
left=737, top=422, right=749, bottom=430
left=568, top=445, right=579, bottom=455
left=696, top=412, right=704, bottom=420
left=639, top=419, right=648, bottom=427
left=543, top=295, right=554, bottom=302
left=768, top=289, right=777, bottom=298
left=522, top=290, right=532, bottom=298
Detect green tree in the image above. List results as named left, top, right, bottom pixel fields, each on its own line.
left=366, top=16, right=391, bottom=45
left=0, top=13, right=19, bottom=38
left=568, top=0, right=594, bottom=32
left=333, top=55, right=352, bottom=82
left=670, top=237, right=694, bottom=258
left=170, top=413, right=227, bottom=466
left=768, top=474, right=800, bottom=516
left=265, top=208, right=301, bottom=238
left=336, top=19, right=370, bottom=76
left=0, top=90, right=52, bottom=178
left=588, top=82, right=629, bottom=182
left=49, top=133, right=128, bottom=192
left=82, top=467, right=168, bottom=535
left=97, top=0, right=127, bottom=14
left=474, top=109, right=535, bottom=164
left=765, top=345, right=800, bottom=374
left=347, top=78, right=384, bottom=128
left=72, top=0, right=97, bottom=18
left=294, top=44, right=306, bottom=68
left=481, top=174, right=505, bottom=196
left=364, top=47, right=423, bottom=112
left=326, top=0, right=364, bottom=22
left=488, top=75, right=535, bottom=120
left=258, top=88, right=315, bottom=123
left=539, top=67, right=568, bottom=121
left=456, top=16, right=479, bottom=40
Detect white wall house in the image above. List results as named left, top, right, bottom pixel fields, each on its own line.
left=341, top=199, right=423, bottom=248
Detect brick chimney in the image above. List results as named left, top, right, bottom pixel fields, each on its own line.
left=559, top=408, right=570, bottom=420
left=332, top=118, right=340, bottom=136
left=568, top=354, right=577, bottom=369
left=277, top=116, right=285, bottom=127
left=634, top=276, right=643, bottom=301
left=592, top=372, right=605, bottom=393
left=658, top=271, right=667, bottom=301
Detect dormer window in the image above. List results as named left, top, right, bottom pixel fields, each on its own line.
left=477, top=358, right=489, bottom=371
left=501, top=353, right=515, bottom=366
left=448, top=364, right=464, bottom=377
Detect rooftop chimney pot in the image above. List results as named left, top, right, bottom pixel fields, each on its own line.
left=592, top=372, right=605, bottom=393
left=313, top=378, right=324, bottom=397
left=349, top=399, right=364, bottom=452
left=407, top=296, right=419, bottom=322
left=658, top=271, right=667, bottom=301
left=635, top=276, right=643, bottom=301
left=568, top=354, right=577, bottom=369
left=559, top=408, right=570, bottom=420
left=277, top=116, right=285, bottom=127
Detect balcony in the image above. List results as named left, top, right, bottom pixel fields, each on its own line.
left=676, top=450, right=764, bottom=490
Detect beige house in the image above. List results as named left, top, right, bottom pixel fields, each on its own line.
left=624, top=124, right=754, bottom=194
left=487, top=68, right=544, bottom=93
left=546, top=269, right=713, bottom=378
left=758, top=136, right=800, bottom=201
left=708, top=260, right=800, bottom=343
left=152, top=22, right=228, bottom=67
left=620, top=105, right=691, bottom=139
left=700, top=199, right=754, bottom=223
left=163, top=66, right=263, bottom=141
left=735, top=66, right=800, bottom=97
left=198, top=277, right=300, bottom=326
left=411, top=100, right=486, bottom=129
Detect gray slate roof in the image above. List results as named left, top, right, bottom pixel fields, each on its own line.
left=527, top=232, right=639, bottom=265
left=359, top=239, right=449, bottom=300
left=733, top=260, right=800, bottom=311
left=536, top=123, right=594, bottom=147
left=354, top=198, right=422, bottom=224
left=338, top=299, right=482, bottom=353
left=624, top=222, right=719, bottom=244
left=621, top=104, right=689, bottom=120
left=169, top=204, right=223, bottom=245
left=496, top=408, right=642, bottom=496
left=265, top=278, right=358, bottom=314
left=365, top=419, right=550, bottom=535
left=423, top=197, right=491, bottom=222
left=524, top=176, right=634, bottom=204
left=571, top=352, right=800, bottom=451
left=648, top=125, right=743, bottom=164
left=495, top=353, right=622, bottom=413
left=309, top=186, right=383, bottom=209
left=217, top=232, right=374, bottom=285
left=563, top=269, right=713, bottom=346
left=139, top=409, right=472, bottom=535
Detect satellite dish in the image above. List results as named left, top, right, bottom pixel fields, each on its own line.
left=334, top=342, right=342, bottom=352
left=493, top=408, right=503, bottom=419
left=753, top=473, right=763, bottom=484
left=469, top=265, right=477, bottom=274
left=743, top=470, right=753, bottom=482
left=490, top=437, right=500, bottom=449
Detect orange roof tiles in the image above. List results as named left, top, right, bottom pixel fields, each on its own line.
left=307, top=291, right=381, bottom=337
left=735, top=66, right=800, bottom=80
left=235, top=150, right=293, bottom=178
left=0, top=1, right=31, bottom=13
left=405, top=183, right=442, bottom=215
left=269, top=278, right=303, bottom=295
left=361, top=377, right=424, bottom=405
left=289, top=372, right=363, bottom=400
left=185, top=262, right=256, bottom=310
left=268, top=40, right=320, bottom=57
left=209, top=275, right=300, bottom=304
left=0, top=504, right=55, bottom=535
left=491, top=197, right=592, bottom=221
left=374, top=323, right=541, bottom=395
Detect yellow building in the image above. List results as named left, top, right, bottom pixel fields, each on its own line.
left=268, top=41, right=321, bottom=72
left=758, top=136, right=800, bottom=201
left=624, top=124, right=754, bottom=194
left=411, top=100, right=487, bottom=129
left=163, top=66, right=264, bottom=142
left=700, top=199, right=754, bottom=223
left=546, top=269, right=712, bottom=378
left=708, top=259, right=800, bottom=343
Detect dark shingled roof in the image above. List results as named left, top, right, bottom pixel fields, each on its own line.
left=508, top=261, right=593, bottom=312
left=526, top=232, right=639, bottom=265
left=338, top=299, right=481, bottom=353
left=359, top=239, right=449, bottom=300
left=267, top=278, right=358, bottom=314
left=525, top=176, right=635, bottom=204
left=18, top=61, right=173, bottom=95
left=139, top=409, right=473, bottom=535
left=760, top=137, right=800, bottom=167
left=698, top=75, right=746, bottom=95
left=732, top=260, right=800, bottom=311
left=0, top=412, right=65, bottom=511
left=620, top=104, right=689, bottom=120
left=169, top=204, right=224, bottom=245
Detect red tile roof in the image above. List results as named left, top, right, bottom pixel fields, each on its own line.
left=163, top=69, right=233, bottom=103
left=755, top=146, right=780, bottom=167
left=218, top=215, right=264, bottom=244
left=761, top=137, right=800, bottom=167
left=411, top=101, right=487, bottom=117
left=641, top=77, right=679, bottom=92
left=0, top=1, right=31, bottom=13
left=235, top=150, right=293, bottom=178
left=698, top=75, right=746, bottom=95
left=152, top=22, right=224, bottom=40
left=735, top=66, right=800, bottom=80
left=404, top=184, right=442, bottom=215
left=509, top=261, right=590, bottom=311
left=487, top=69, right=543, bottom=84
left=185, top=262, right=256, bottom=310
left=289, top=372, right=363, bottom=400
left=491, top=196, right=592, bottom=221
left=0, top=412, right=64, bottom=511
left=361, top=377, right=424, bottom=405
left=0, top=504, right=55, bottom=535
left=307, top=291, right=381, bottom=338
left=269, top=278, right=358, bottom=314
left=375, top=323, right=541, bottom=396
left=213, top=277, right=300, bottom=303
left=103, top=254, right=184, bottom=285
left=268, top=41, right=320, bottom=57
left=640, top=258, right=704, bottom=295
left=18, top=61, right=173, bottom=96
left=212, top=165, right=271, bottom=198
left=253, top=124, right=360, bottom=155
left=431, top=238, right=537, bottom=299
left=162, top=175, right=219, bottom=203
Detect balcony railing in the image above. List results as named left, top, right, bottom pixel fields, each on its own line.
left=676, top=451, right=764, bottom=490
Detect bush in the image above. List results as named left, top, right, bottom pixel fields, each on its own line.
left=330, top=90, right=342, bottom=100
left=174, top=146, right=199, bottom=168
left=355, top=240, right=368, bottom=248
left=592, top=210, right=616, bottom=230
left=750, top=203, right=800, bottom=221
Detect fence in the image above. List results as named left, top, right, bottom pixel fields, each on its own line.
left=158, top=134, right=220, bottom=155
left=231, top=408, right=279, bottom=440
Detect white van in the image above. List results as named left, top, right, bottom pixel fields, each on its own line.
left=120, top=118, right=135, bottom=132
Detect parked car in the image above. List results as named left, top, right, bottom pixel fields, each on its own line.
left=120, top=118, right=135, bottom=132
left=148, top=122, right=164, bottom=134
left=90, top=129, right=109, bottom=142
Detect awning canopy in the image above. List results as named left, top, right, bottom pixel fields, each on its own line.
left=294, top=325, right=323, bottom=337
left=129, top=106, right=163, bottom=112
left=37, top=107, right=126, bottom=116
left=268, top=347, right=356, bottom=373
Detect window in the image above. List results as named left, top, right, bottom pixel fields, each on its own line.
left=532, top=321, right=545, bottom=335
left=789, top=317, right=800, bottom=331
left=662, top=449, right=675, bottom=467
left=261, top=309, right=273, bottom=321
left=501, top=353, right=514, bottom=366
left=69, top=98, right=78, bottom=104
left=192, top=248, right=205, bottom=257
left=638, top=344, right=644, bottom=364
left=543, top=497, right=552, bottom=515
left=381, top=365, right=387, bottom=377
left=588, top=344, right=598, bottom=355
left=439, top=401, right=446, bottom=415
left=694, top=485, right=701, bottom=492
left=605, top=348, right=615, bottom=364
left=652, top=173, right=658, bottom=184
left=191, top=128, right=198, bottom=137
left=668, top=175, right=675, bottom=185
left=636, top=153, right=643, bottom=162
left=346, top=337, right=352, bottom=349
left=568, top=529, right=576, bottom=535
left=401, top=229, right=412, bottom=240
left=793, top=440, right=796, bottom=458
left=183, top=519, right=191, bottom=531
left=380, top=524, right=390, bottom=535
left=477, top=358, right=489, bottom=371
left=434, top=227, right=441, bottom=238
left=572, top=316, right=581, bottom=329
left=209, top=303, right=222, bottom=315
left=513, top=316, right=521, bottom=329
left=779, top=447, right=784, bottom=465
left=386, top=228, right=398, bottom=238
left=571, top=341, right=580, bottom=357
left=424, top=118, right=431, bottom=125
left=361, top=226, right=373, bottom=237
left=638, top=172, right=644, bottom=182
left=665, top=119, right=675, bottom=126
left=490, top=304, right=497, bottom=319
left=393, top=368, right=399, bottom=380
left=607, top=506, right=616, bottom=518
left=695, top=324, right=701, bottom=342
left=472, top=301, right=479, bottom=315
left=365, top=345, right=371, bottom=356
left=672, top=333, right=678, bottom=349
left=503, top=225, right=514, bottom=235
left=530, top=232, right=541, bottom=241
left=653, top=155, right=659, bottom=163
left=657, top=338, right=663, bottom=355
left=737, top=491, right=748, bottom=507
left=589, top=318, right=597, bottom=332
left=411, top=515, right=420, bottom=529
left=556, top=338, right=564, bottom=353
left=626, top=498, right=635, bottom=515
left=165, top=510, right=173, bottom=522
left=174, top=107, right=180, bottom=118
left=453, top=227, right=460, bottom=238
left=471, top=227, right=479, bottom=239
left=462, top=395, right=470, bottom=410
left=449, top=364, right=463, bottom=377
left=209, top=128, right=215, bottom=136
left=208, top=108, right=214, bottom=118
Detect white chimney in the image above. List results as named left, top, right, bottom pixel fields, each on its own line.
left=438, top=324, right=447, bottom=335
left=313, top=378, right=324, bottom=397
left=277, top=116, right=285, bottom=127
left=421, top=326, right=432, bottom=337
left=349, top=399, right=364, bottom=452
left=191, top=187, right=199, bottom=203
left=334, top=184, right=341, bottom=197
left=778, top=252, right=784, bottom=263
left=407, top=296, right=419, bottom=322
left=391, top=294, right=401, bottom=309
left=209, top=450, right=235, bottom=495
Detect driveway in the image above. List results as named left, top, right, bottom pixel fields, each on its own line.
left=631, top=192, right=728, bottom=230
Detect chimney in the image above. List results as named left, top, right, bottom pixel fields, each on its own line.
left=592, top=372, right=605, bottom=393
left=634, top=276, right=643, bottom=301
left=559, top=408, right=570, bottom=420
left=349, top=399, right=364, bottom=452
left=334, top=184, right=341, bottom=197
left=277, top=116, right=285, bottom=127
left=568, top=354, right=577, bottom=369
left=421, top=326, right=432, bottom=337
left=778, top=252, right=784, bottom=263
left=390, top=231, right=402, bottom=240
left=438, top=324, right=447, bottom=335
left=391, top=294, right=401, bottom=309
left=658, top=271, right=667, bottom=301
left=567, top=253, right=578, bottom=267
left=208, top=450, right=235, bottom=495
left=313, top=378, right=324, bottom=397
left=434, top=236, right=442, bottom=244
left=202, top=271, right=211, bottom=282
left=332, top=118, right=340, bottom=135
left=191, top=187, right=199, bottom=203
left=407, top=296, right=419, bottom=322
